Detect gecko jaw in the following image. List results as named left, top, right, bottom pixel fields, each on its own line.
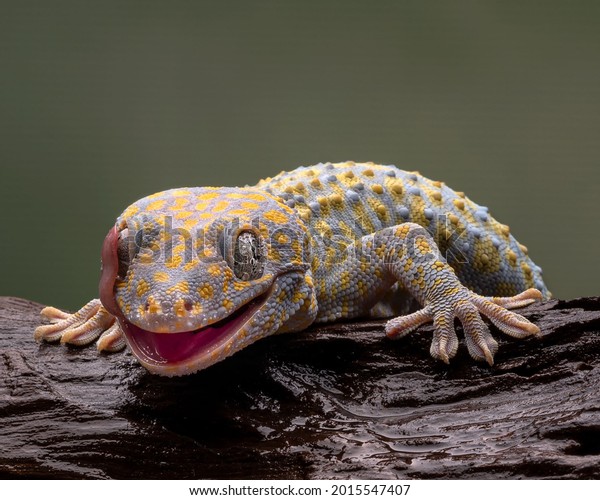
left=118, top=290, right=271, bottom=376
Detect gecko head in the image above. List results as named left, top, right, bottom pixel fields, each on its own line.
left=99, top=187, right=317, bottom=376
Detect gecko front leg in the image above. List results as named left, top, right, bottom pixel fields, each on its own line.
left=34, top=299, right=126, bottom=352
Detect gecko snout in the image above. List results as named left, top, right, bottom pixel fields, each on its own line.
left=132, top=293, right=204, bottom=333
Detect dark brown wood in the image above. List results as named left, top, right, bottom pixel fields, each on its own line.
left=1, top=296, right=599, bottom=479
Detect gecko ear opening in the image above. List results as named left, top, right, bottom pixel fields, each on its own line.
left=99, top=225, right=121, bottom=318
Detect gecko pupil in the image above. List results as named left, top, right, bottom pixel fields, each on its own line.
left=232, top=231, right=264, bottom=281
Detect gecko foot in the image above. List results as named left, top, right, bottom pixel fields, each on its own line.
left=385, top=287, right=543, bottom=366
left=34, top=299, right=126, bottom=352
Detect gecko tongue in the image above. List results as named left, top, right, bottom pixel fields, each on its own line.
left=119, top=295, right=264, bottom=367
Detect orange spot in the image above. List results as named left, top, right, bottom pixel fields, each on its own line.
left=170, top=198, right=189, bottom=210
left=198, top=192, right=220, bottom=201
left=329, top=194, right=343, bottom=205
left=245, top=193, right=267, bottom=202
left=213, top=200, right=230, bottom=212
left=183, top=261, right=198, bottom=272
left=183, top=218, right=199, bottom=229
left=136, top=279, right=150, bottom=297
left=172, top=189, right=191, bottom=197
left=391, top=182, right=403, bottom=194
left=146, top=296, right=161, bottom=315
left=173, top=299, right=187, bottom=317
left=198, top=284, right=214, bottom=299
left=165, top=254, right=183, bottom=269
left=207, top=264, right=221, bottom=276
left=276, top=233, right=290, bottom=244
left=123, top=205, right=140, bottom=218
left=453, top=199, right=465, bottom=210
left=233, top=281, right=251, bottom=291
left=395, top=226, right=410, bottom=237
left=226, top=192, right=247, bottom=199
left=263, top=210, right=289, bottom=224
left=138, top=252, right=153, bottom=264
left=147, top=200, right=166, bottom=211
left=227, top=209, right=248, bottom=216
left=167, top=281, right=190, bottom=295
left=154, top=272, right=169, bottom=283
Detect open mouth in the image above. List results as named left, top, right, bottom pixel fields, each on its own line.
left=118, top=291, right=270, bottom=371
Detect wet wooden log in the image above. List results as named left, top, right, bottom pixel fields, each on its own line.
left=0, top=295, right=599, bottom=479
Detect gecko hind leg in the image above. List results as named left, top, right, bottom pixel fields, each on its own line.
left=34, top=298, right=125, bottom=352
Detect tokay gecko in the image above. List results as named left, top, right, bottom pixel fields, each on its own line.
left=35, top=162, right=550, bottom=376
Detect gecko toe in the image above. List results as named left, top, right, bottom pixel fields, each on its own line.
left=96, top=323, right=126, bottom=352
left=455, top=300, right=498, bottom=365
left=430, top=310, right=459, bottom=364
left=385, top=306, right=433, bottom=339
left=472, top=295, right=541, bottom=339
left=487, top=288, right=543, bottom=309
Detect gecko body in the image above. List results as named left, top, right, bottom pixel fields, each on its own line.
left=35, top=162, right=549, bottom=376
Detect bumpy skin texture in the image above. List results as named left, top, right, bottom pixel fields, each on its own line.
left=35, top=162, right=549, bottom=375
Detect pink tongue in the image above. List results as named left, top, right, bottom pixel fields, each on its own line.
left=120, top=320, right=234, bottom=365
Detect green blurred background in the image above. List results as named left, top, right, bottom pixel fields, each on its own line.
left=1, top=0, right=598, bottom=310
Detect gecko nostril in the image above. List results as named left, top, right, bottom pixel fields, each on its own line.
left=184, top=299, right=194, bottom=312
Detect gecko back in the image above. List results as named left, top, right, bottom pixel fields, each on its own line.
left=257, top=161, right=549, bottom=299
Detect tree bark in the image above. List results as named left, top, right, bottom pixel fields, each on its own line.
left=1, top=295, right=599, bottom=479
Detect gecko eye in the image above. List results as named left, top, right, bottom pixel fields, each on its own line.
left=229, top=230, right=265, bottom=281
